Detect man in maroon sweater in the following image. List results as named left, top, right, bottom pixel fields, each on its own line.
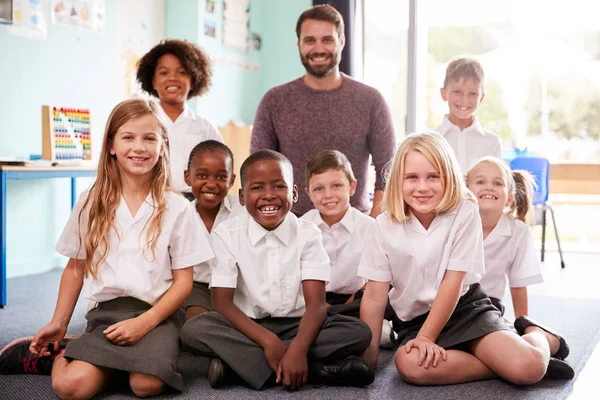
left=251, top=4, right=395, bottom=217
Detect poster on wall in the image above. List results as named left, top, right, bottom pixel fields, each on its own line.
left=222, top=0, right=250, bottom=53
left=51, top=0, right=104, bottom=32
left=7, top=0, right=47, bottom=40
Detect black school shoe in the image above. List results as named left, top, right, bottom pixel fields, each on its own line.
left=313, top=356, right=375, bottom=387
left=208, top=358, right=241, bottom=388
left=544, top=357, right=575, bottom=380
left=0, top=336, right=70, bottom=375
left=514, top=316, right=570, bottom=360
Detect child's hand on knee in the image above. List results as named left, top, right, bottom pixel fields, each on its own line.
left=405, top=335, right=447, bottom=369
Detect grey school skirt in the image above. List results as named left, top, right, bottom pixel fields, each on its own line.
left=181, top=282, right=211, bottom=311
left=63, top=297, right=184, bottom=391
left=393, top=283, right=510, bottom=348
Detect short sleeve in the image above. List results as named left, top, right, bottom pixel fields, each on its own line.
left=357, top=218, right=393, bottom=282
left=55, top=192, right=89, bottom=259
left=507, top=225, right=544, bottom=287
left=209, top=228, right=239, bottom=288
left=207, top=121, right=223, bottom=142
left=169, top=203, right=214, bottom=269
left=447, top=202, right=485, bottom=276
left=300, top=227, right=330, bottom=282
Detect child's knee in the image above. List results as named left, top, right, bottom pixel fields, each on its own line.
left=52, top=372, right=92, bottom=400
left=502, top=349, right=547, bottom=385
left=129, top=373, right=165, bottom=398
left=394, top=347, right=427, bottom=384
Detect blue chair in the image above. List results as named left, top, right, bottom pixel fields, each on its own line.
left=509, top=157, right=565, bottom=268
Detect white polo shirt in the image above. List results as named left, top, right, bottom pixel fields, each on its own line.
left=210, top=212, right=330, bottom=319
left=167, top=103, right=223, bottom=193
left=358, top=199, right=484, bottom=322
left=56, top=191, right=214, bottom=305
left=435, top=115, right=502, bottom=174
left=301, top=207, right=372, bottom=294
left=191, top=194, right=244, bottom=284
left=480, top=213, right=543, bottom=300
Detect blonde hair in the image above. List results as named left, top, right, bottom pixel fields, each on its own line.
left=466, top=157, right=536, bottom=224
left=383, top=131, right=475, bottom=223
left=78, top=99, right=172, bottom=279
left=444, top=56, right=485, bottom=91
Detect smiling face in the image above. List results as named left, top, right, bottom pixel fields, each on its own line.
left=185, top=150, right=234, bottom=212
left=306, top=168, right=356, bottom=226
left=151, top=53, right=192, bottom=106
left=240, top=159, right=298, bottom=230
left=402, top=151, right=445, bottom=228
left=298, top=19, right=344, bottom=78
left=441, top=77, right=484, bottom=126
left=467, top=161, right=511, bottom=214
left=109, top=114, right=163, bottom=181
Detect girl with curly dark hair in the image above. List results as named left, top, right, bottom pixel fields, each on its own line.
left=137, top=39, right=223, bottom=198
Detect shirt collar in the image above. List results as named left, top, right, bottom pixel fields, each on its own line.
left=312, top=206, right=355, bottom=233
left=248, top=213, right=293, bottom=246
left=484, top=213, right=512, bottom=244
left=170, top=103, right=196, bottom=125
left=438, top=114, right=484, bottom=136
left=117, top=192, right=156, bottom=225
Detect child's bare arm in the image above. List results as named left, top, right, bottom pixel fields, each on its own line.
left=510, top=286, right=528, bottom=318
left=360, top=280, right=390, bottom=367
left=278, top=280, right=327, bottom=389
left=418, top=270, right=465, bottom=342
left=31, top=258, right=85, bottom=356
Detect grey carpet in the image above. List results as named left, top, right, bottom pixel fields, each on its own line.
left=1, top=269, right=598, bottom=400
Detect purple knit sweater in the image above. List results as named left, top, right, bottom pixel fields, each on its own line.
left=251, top=74, right=396, bottom=215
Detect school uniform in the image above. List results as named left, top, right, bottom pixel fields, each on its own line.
left=358, top=199, right=509, bottom=348
left=301, top=207, right=371, bottom=317
left=435, top=115, right=502, bottom=174
left=57, top=191, right=213, bottom=391
left=182, top=194, right=244, bottom=311
left=167, top=103, right=223, bottom=194
left=180, top=212, right=372, bottom=390
left=481, top=214, right=544, bottom=315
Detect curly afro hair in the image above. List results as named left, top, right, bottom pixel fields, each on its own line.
left=136, top=39, right=212, bottom=100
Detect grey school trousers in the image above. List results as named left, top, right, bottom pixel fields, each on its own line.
left=180, top=311, right=372, bottom=390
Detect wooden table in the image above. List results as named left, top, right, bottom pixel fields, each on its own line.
left=0, top=165, right=96, bottom=307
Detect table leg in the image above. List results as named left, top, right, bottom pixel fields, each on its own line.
left=1, top=171, right=7, bottom=308
left=71, top=177, right=76, bottom=209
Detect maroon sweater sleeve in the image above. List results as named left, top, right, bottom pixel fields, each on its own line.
left=367, top=91, right=396, bottom=191
left=250, top=90, right=279, bottom=153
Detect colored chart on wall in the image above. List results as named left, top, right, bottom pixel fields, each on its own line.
left=222, top=0, right=250, bottom=53
left=51, top=0, right=104, bottom=32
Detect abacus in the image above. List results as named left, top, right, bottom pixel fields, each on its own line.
left=42, top=105, right=92, bottom=161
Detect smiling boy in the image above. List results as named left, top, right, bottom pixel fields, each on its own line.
left=435, top=57, right=502, bottom=174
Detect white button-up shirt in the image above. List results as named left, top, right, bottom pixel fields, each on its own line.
left=167, top=103, right=223, bottom=192
left=302, top=207, right=372, bottom=294
left=435, top=115, right=502, bottom=174
left=210, top=213, right=330, bottom=319
left=192, top=194, right=244, bottom=283
left=358, top=199, right=484, bottom=322
left=480, top=213, right=543, bottom=300
left=56, top=191, right=214, bottom=305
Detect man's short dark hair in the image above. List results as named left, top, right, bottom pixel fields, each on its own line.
left=295, top=4, right=345, bottom=41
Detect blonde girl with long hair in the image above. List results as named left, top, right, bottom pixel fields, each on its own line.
left=467, top=156, right=573, bottom=378
left=359, top=132, right=572, bottom=386
left=0, top=99, right=213, bottom=398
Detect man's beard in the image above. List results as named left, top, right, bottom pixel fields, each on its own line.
left=300, top=51, right=340, bottom=78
